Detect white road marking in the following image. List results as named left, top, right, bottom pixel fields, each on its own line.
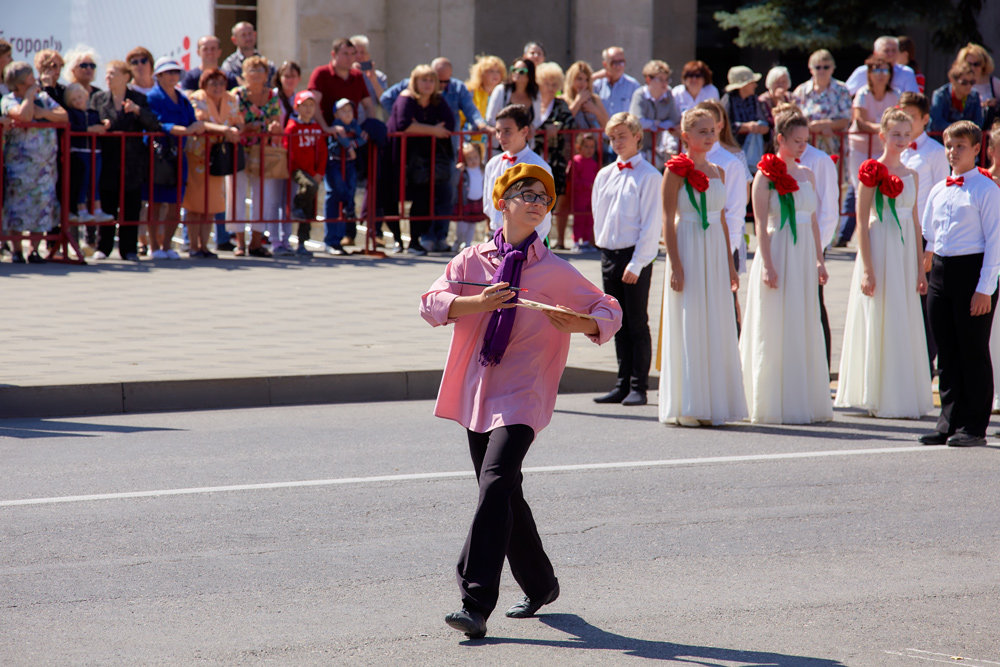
left=0, top=445, right=946, bottom=508
left=885, top=648, right=1000, bottom=665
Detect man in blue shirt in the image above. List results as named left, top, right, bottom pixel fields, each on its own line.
left=381, top=57, right=493, bottom=251
left=593, top=46, right=640, bottom=117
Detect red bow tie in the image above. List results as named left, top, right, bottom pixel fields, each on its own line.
left=617, top=161, right=633, bottom=171
left=946, top=176, right=964, bottom=187
left=501, top=154, right=517, bottom=164
left=909, top=142, right=918, bottom=150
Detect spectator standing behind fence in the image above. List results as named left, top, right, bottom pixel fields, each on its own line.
left=227, top=56, right=283, bottom=258
left=563, top=60, right=609, bottom=133
left=958, top=43, right=1000, bottom=129
left=759, top=66, right=792, bottom=129
left=567, top=132, right=599, bottom=250
left=453, top=142, right=486, bottom=252
left=629, top=59, right=680, bottom=167
left=1, top=61, right=67, bottom=264
left=672, top=60, right=719, bottom=116
left=90, top=60, right=160, bottom=261
left=64, top=48, right=102, bottom=99
left=388, top=65, right=455, bottom=256
left=0, top=40, right=10, bottom=96
left=182, top=68, right=243, bottom=259
left=221, top=22, right=275, bottom=88
left=845, top=36, right=919, bottom=96
left=146, top=58, right=204, bottom=260
left=285, top=91, right=326, bottom=256
left=35, top=49, right=65, bottom=106
left=593, top=47, right=640, bottom=120
left=535, top=62, right=574, bottom=248
left=486, top=58, right=543, bottom=129
left=275, top=61, right=301, bottom=126
left=308, top=38, right=378, bottom=133
left=182, top=36, right=237, bottom=93
left=64, top=83, right=114, bottom=228
left=897, top=36, right=925, bottom=94
left=126, top=47, right=157, bottom=97
left=522, top=41, right=546, bottom=67
left=929, top=62, right=983, bottom=133
left=721, top=66, right=770, bottom=172
left=465, top=55, right=506, bottom=129
left=350, top=35, right=387, bottom=120
left=324, top=98, right=366, bottom=255
left=791, top=49, right=852, bottom=158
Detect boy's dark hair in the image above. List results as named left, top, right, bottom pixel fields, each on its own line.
left=332, top=38, right=354, bottom=53
left=943, top=120, right=982, bottom=147
left=502, top=176, right=543, bottom=200
left=496, top=104, right=532, bottom=130
left=898, top=91, right=929, bottom=116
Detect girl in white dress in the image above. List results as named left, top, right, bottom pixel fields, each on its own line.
left=740, top=112, right=832, bottom=424
left=983, top=125, right=1000, bottom=411
left=659, top=108, right=747, bottom=426
left=836, top=108, right=932, bottom=417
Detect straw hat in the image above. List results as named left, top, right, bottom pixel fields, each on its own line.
left=725, top=65, right=762, bottom=92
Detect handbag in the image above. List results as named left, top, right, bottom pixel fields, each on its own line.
left=152, top=135, right=179, bottom=187
left=209, top=140, right=246, bottom=176
left=247, top=143, right=289, bottom=179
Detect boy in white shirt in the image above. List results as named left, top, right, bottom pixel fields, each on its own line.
left=591, top=113, right=662, bottom=406
left=900, top=91, right=950, bottom=375
left=483, top=104, right=553, bottom=242
left=919, top=121, right=1000, bottom=447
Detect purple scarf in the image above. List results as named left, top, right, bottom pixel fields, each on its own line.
left=479, top=227, right=538, bottom=366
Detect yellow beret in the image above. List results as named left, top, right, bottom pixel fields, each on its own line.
left=492, top=163, right=556, bottom=213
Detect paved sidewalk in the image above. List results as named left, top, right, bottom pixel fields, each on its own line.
left=0, top=240, right=859, bottom=417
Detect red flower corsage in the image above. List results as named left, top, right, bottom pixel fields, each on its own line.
left=857, top=158, right=887, bottom=188
left=879, top=174, right=904, bottom=199
left=666, top=154, right=709, bottom=192
left=757, top=154, right=799, bottom=195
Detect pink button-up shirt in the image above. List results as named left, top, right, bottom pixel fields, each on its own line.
left=420, top=237, right=623, bottom=433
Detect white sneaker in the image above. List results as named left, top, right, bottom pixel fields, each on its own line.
left=151, top=249, right=169, bottom=259
left=165, top=249, right=180, bottom=260
left=75, top=210, right=94, bottom=222
left=91, top=210, right=115, bottom=222
left=93, top=250, right=108, bottom=260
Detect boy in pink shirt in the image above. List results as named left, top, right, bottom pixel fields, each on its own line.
left=420, top=163, right=621, bottom=639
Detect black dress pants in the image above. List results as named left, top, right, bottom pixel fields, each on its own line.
left=600, top=247, right=653, bottom=392
left=98, top=187, right=141, bottom=258
left=458, top=425, right=556, bottom=618
left=927, top=253, right=997, bottom=437
left=819, top=284, right=831, bottom=370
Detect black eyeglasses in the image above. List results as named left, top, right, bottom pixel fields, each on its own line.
left=129, top=57, right=149, bottom=66
left=508, top=191, right=553, bottom=206
left=77, top=63, right=97, bottom=70
left=683, top=72, right=703, bottom=79
left=609, top=59, right=626, bottom=66
left=967, top=60, right=983, bottom=68
left=439, top=79, right=450, bottom=86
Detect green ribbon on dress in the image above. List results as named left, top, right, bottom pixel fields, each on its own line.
left=873, top=190, right=904, bottom=244
left=768, top=181, right=797, bottom=244
left=684, top=180, right=709, bottom=230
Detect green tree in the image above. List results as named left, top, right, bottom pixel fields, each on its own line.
left=714, top=0, right=983, bottom=52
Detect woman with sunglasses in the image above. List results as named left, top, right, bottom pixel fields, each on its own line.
left=63, top=47, right=102, bottom=100
left=955, top=43, right=997, bottom=128
left=484, top=58, right=543, bottom=130
left=125, top=47, right=157, bottom=96
left=671, top=60, right=719, bottom=116
left=791, top=49, right=852, bottom=158
left=929, top=62, right=983, bottom=133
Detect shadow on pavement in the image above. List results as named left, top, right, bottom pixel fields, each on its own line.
left=0, top=419, right=182, bottom=439
left=462, top=613, right=846, bottom=664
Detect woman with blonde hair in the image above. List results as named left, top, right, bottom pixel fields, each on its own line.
left=563, top=60, right=609, bottom=131
left=955, top=42, right=1000, bottom=127
left=535, top=62, right=574, bottom=248
left=63, top=46, right=101, bottom=99
left=465, top=54, right=506, bottom=128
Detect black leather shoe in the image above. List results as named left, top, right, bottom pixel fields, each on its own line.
left=622, top=389, right=647, bottom=406
left=918, top=431, right=949, bottom=445
left=444, top=608, right=486, bottom=638
left=505, top=580, right=559, bottom=618
left=593, top=388, right=627, bottom=404
left=946, top=433, right=987, bottom=447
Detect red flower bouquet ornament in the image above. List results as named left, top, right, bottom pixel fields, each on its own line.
left=667, top=154, right=710, bottom=229
left=757, top=154, right=799, bottom=243
left=858, top=159, right=904, bottom=243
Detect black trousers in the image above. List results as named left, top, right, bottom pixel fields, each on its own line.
left=927, top=253, right=997, bottom=437
left=819, top=284, right=831, bottom=370
left=458, top=425, right=556, bottom=618
left=600, top=247, right=653, bottom=392
left=98, top=187, right=141, bottom=258
left=920, top=238, right=937, bottom=375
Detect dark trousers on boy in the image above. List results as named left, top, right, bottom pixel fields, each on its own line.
left=458, top=425, right=557, bottom=618
left=927, top=253, right=998, bottom=438
left=292, top=169, right=318, bottom=241
left=97, top=187, right=140, bottom=259
left=324, top=156, right=356, bottom=249
left=601, top=247, right=652, bottom=395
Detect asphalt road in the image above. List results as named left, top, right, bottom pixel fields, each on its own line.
left=2, top=396, right=999, bottom=665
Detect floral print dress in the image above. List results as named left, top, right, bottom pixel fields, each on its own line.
left=1, top=91, right=60, bottom=232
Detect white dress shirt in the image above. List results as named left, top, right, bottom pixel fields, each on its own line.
left=845, top=63, right=918, bottom=96
left=591, top=153, right=662, bottom=276
left=901, top=132, right=949, bottom=222
left=798, top=143, right=840, bottom=248
left=922, top=167, right=1000, bottom=295
left=483, top=144, right=553, bottom=240
left=707, top=143, right=749, bottom=251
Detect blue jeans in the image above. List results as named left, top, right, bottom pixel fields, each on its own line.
left=324, top=157, right=356, bottom=248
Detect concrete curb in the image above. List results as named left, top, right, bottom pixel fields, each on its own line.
left=0, top=367, right=623, bottom=419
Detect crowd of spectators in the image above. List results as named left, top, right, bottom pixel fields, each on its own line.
left=1, top=28, right=998, bottom=263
